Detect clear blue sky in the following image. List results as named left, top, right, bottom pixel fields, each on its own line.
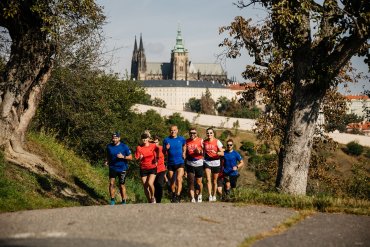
left=97, top=0, right=369, bottom=94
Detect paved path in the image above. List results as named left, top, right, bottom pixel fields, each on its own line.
left=0, top=203, right=368, bottom=247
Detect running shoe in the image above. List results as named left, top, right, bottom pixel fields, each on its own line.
left=197, top=195, right=202, bottom=203
left=191, top=198, right=196, bottom=203
left=212, top=195, right=217, bottom=202
left=209, top=195, right=213, bottom=202
left=176, top=195, right=181, bottom=203
left=110, top=199, right=115, bottom=205
left=170, top=193, right=176, bottom=203
left=121, top=200, right=126, bottom=205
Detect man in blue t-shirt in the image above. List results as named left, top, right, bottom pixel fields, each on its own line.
left=105, top=132, right=132, bottom=205
left=223, top=139, right=244, bottom=196
left=163, top=125, right=186, bottom=202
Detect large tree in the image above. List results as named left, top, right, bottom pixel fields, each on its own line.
left=220, top=0, right=370, bottom=195
left=0, top=1, right=104, bottom=170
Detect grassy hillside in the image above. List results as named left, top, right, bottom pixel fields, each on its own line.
left=0, top=132, right=148, bottom=212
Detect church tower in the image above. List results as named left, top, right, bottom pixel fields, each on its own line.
left=130, top=36, right=138, bottom=80
left=130, top=34, right=147, bottom=80
left=171, top=27, right=188, bottom=80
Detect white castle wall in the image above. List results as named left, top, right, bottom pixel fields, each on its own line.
left=132, top=104, right=370, bottom=147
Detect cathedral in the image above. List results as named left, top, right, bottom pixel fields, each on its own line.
left=130, top=28, right=228, bottom=83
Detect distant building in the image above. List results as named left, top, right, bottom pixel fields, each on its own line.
left=141, top=80, right=235, bottom=111
left=345, top=95, right=370, bottom=121
left=131, top=28, right=227, bottom=83
left=346, top=121, right=370, bottom=136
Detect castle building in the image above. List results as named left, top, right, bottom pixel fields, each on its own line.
left=131, top=28, right=228, bottom=83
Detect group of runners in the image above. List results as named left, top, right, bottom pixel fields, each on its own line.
left=105, top=125, right=244, bottom=205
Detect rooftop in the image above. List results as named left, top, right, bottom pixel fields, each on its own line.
left=140, top=80, right=227, bottom=88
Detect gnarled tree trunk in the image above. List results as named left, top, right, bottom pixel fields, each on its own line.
left=276, top=81, right=325, bottom=195
left=0, top=24, right=55, bottom=173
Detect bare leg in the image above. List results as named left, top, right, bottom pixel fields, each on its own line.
left=176, top=167, right=184, bottom=196
left=119, top=184, right=127, bottom=202
left=187, top=172, right=195, bottom=199
left=147, top=174, right=156, bottom=202
left=205, top=168, right=212, bottom=197
left=109, top=178, right=116, bottom=199
left=212, top=172, right=219, bottom=197
left=141, top=176, right=150, bottom=202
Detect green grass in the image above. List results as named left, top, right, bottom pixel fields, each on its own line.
left=230, top=188, right=370, bottom=215
left=0, top=159, right=79, bottom=212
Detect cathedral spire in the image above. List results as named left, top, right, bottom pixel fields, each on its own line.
left=133, top=35, right=138, bottom=54
left=139, top=33, right=144, bottom=52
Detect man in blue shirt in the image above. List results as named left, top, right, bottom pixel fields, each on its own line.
left=223, top=139, right=244, bottom=196
left=105, top=132, right=132, bottom=205
left=163, top=125, right=186, bottom=203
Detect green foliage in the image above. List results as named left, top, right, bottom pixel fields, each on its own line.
left=139, top=93, right=152, bottom=105
left=216, top=96, right=231, bottom=115
left=365, top=149, right=370, bottom=159
left=200, top=88, right=216, bottom=115
left=227, top=105, right=260, bottom=119
left=328, top=113, right=363, bottom=132
left=248, top=154, right=277, bottom=185
left=34, top=68, right=147, bottom=161
left=151, top=97, right=167, bottom=108
left=240, top=141, right=256, bottom=155
left=184, top=97, right=201, bottom=113
left=219, top=130, right=232, bottom=142
left=346, top=163, right=370, bottom=200
left=165, top=113, right=191, bottom=136
left=346, top=141, right=364, bottom=156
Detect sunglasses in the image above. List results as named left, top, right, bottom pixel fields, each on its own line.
left=190, top=132, right=197, bottom=134
left=206, top=132, right=213, bottom=135
left=227, top=144, right=233, bottom=146
left=154, top=141, right=159, bottom=143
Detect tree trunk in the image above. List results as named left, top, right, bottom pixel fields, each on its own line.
left=276, top=82, right=325, bottom=195
left=0, top=26, right=54, bottom=167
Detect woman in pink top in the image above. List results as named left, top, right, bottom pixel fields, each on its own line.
left=135, top=133, right=159, bottom=203
left=203, top=127, right=224, bottom=202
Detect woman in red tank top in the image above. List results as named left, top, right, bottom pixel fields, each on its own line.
left=203, top=127, right=224, bottom=202
left=135, top=133, right=159, bottom=203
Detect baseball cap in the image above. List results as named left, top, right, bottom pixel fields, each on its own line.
left=112, top=132, right=121, bottom=138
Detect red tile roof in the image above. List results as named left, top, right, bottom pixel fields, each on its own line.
left=345, top=95, right=369, bottom=100
left=228, top=83, right=256, bottom=90
left=346, top=122, right=370, bottom=131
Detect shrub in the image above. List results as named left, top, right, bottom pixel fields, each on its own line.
left=346, top=163, right=370, bottom=200
left=240, top=141, right=255, bottom=156
left=219, top=130, right=232, bottom=142
left=346, top=141, right=364, bottom=156
left=364, top=148, right=370, bottom=159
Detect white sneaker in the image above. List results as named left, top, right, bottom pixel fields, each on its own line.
left=197, top=195, right=202, bottom=203
left=212, top=195, right=217, bottom=202
left=191, top=198, right=196, bottom=203
left=209, top=195, right=213, bottom=202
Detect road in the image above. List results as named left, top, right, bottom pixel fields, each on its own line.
left=0, top=203, right=369, bottom=247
